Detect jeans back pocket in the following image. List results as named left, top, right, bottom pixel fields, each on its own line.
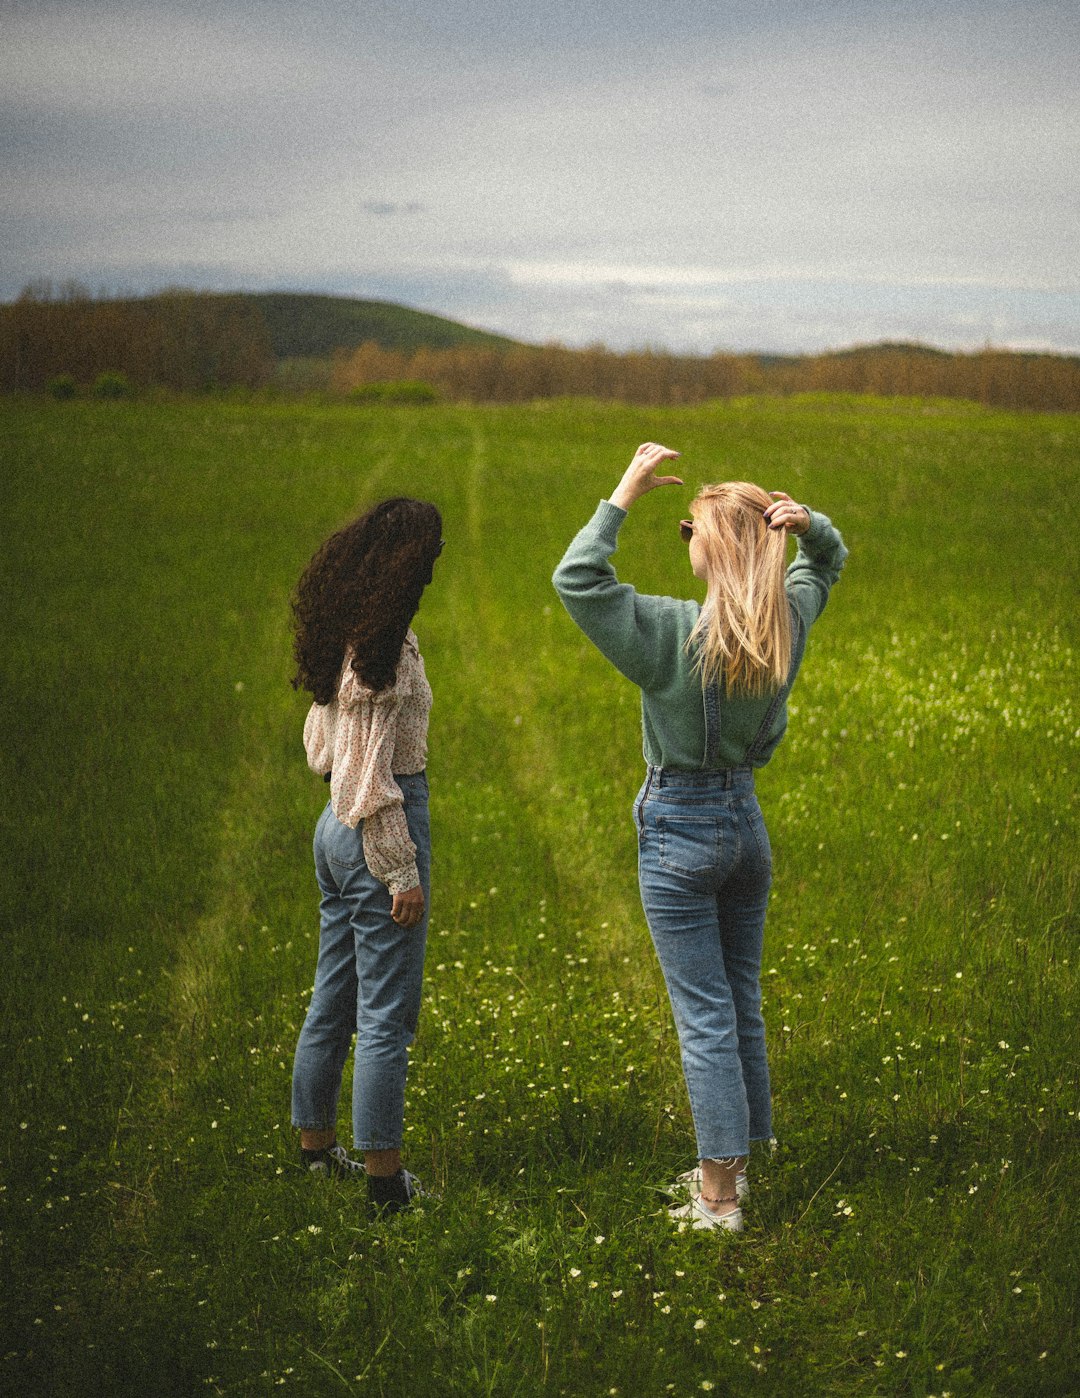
left=656, top=814, right=723, bottom=877
left=323, top=810, right=366, bottom=871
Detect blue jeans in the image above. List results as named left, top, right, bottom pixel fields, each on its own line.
left=291, top=772, right=431, bottom=1151
left=634, top=766, right=773, bottom=1160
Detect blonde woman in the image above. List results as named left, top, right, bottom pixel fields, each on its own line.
left=553, top=444, right=847, bottom=1231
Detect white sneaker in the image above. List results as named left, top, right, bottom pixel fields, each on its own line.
left=669, top=1166, right=748, bottom=1201
left=668, top=1196, right=744, bottom=1232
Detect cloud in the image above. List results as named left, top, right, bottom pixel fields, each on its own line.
left=1, top=0, right=1077, bottom=352
left=361, top=202, right=425, bottom=218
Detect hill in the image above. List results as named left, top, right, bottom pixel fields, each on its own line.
left=243, top=291, right=524, bottom=358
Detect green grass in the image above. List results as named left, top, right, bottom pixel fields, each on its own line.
left=0, top=395, right=1076, bottom=1397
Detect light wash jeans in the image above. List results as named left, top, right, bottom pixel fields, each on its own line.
left=634, top=766, right=773, bottom=1160
left=291, top=772, right=430, bottom=1151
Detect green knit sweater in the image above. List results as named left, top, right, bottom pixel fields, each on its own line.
left=552, top=499, right=848, bottom=770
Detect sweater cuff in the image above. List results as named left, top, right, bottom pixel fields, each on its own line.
left=592, top=499, right=629, bottom=547
left=799, top=510, right=833, bottom=554
left=384, top=861, right=421, bottom=897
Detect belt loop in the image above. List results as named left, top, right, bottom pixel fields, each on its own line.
left=637, top=766, right=656, bottom=835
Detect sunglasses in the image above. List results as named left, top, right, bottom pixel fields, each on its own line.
left=679, top=520, right=694, bottom=543
left=435, top=538, right=446, bottom=556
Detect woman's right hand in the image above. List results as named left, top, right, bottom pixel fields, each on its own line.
left=764, top=491, right=811, bottom=536
left=609, top=443, right=683, bottom=512
left=391, top=885, right=425, bottom=929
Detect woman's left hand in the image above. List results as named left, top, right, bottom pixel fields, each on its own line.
left=764, top=491, right=811, bottom=536
left=609, top=443, right=683, bottom=511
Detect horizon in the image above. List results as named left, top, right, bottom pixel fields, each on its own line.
left=6, top=284, right=1078, bottom=363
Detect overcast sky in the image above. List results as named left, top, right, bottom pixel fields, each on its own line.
left=2, top=0, right=1078, bottom=353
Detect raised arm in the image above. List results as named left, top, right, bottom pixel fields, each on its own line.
left=552, top=444, right=686, bottom=689
left=765, top=490, right=848, bottom=625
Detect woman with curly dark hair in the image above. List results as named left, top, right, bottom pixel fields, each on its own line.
left=290, top=496, right=443, bottom=1214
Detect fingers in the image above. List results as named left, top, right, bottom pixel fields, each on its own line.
left=764, top=494, right=811, bottom=536
left=629, top=442, right=683, bottom=490
left=390, top=889, right=425, bottom=929
left=634, top=441, right=681, bottom=464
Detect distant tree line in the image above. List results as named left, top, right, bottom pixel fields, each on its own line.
left=759, top=342, right=1080, bottom=414
left=330, top=339, right=755, bottom=405
left=0, top=284, right=272, bottom=394
left=330, top=340, right=1080, bottom=412
left=3, top=285, right=1078, bottom=411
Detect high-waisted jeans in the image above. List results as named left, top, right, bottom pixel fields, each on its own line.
left=634, top=766, right=773, bottom=1160
left=291, top=772, right=430, bottom=1151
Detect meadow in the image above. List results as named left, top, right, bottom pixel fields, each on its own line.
left=0, top=393, right=1076, bottom=1397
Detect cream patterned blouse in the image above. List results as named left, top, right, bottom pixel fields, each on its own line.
left=303, top=629, right=431, bottom=895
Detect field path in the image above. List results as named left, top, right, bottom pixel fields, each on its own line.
left=437, top=422, right=657, bottom=964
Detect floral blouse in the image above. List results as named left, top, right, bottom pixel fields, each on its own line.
left=303, top=630, right=431, bottom=894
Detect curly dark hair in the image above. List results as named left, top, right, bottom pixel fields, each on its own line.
left=291, top=497, right=443, bottom=704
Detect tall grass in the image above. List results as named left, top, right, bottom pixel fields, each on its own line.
left=1, top=396, right=1076, bottom=1396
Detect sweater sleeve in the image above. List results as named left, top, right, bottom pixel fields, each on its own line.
left=362, top=803, right=421, bottom=897
left=307, top=688, right=420, bottom=896
left=303, top=701, right=335, bottom=776
left=552, top=500, right=671, bottom=690
left=346, top=699, right=419, bottom=895
left=785, top=510, right=848, bottom=626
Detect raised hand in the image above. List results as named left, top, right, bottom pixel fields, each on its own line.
left=763, top=490, right=811, bottom=536
left=609, top=442, right=683, bottom=511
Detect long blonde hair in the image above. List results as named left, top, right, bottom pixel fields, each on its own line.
left=686, top=481, right=792, bottom=696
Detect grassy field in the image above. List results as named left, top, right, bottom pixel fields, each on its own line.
left=0, top=394, right=1076, bottom=1397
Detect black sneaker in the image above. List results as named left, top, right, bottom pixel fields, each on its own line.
left=367, top=1168, right=426, bottom=1215
left=301, top=1142, right=366, bottom=1180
